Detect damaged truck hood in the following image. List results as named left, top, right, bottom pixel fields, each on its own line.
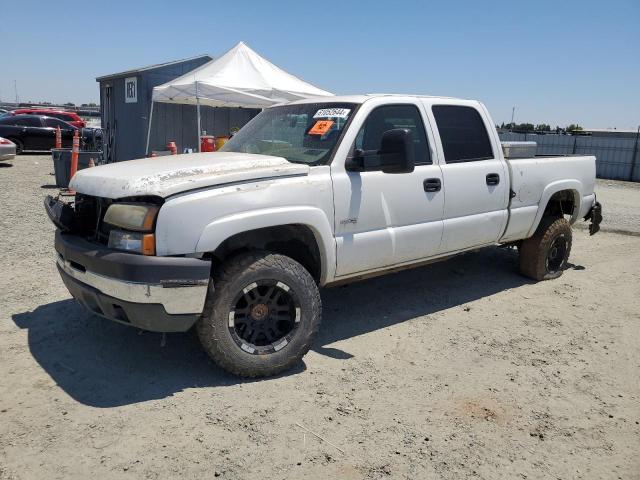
left=69, top=152, right=310, bottom=198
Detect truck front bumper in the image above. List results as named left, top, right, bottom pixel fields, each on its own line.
left=55, top=230, right=211, bottom=332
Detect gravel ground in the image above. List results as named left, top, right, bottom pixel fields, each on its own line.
left=1, top=155, right=639, bottom=480
left=588, top=179, right=640, bottom=235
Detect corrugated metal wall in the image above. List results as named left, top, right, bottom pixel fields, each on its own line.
left=99, top=56, right=259, bottom=162
left=499, top=132, right=640, bottom=182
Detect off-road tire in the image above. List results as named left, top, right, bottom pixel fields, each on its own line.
left=519, top=217, right=572, bottom=281
left=197, top=251, right=321, bottom=378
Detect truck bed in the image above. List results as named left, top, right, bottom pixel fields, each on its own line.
left=500, top=155, right=597, bottom=242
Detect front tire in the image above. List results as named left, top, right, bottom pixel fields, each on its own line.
left=197, top=251, right=321, bottom=378
left=519, top=217, right=572, bottom=281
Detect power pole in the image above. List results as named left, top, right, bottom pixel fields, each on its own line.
left=14, top=80, right=19, bottom=104
left=630, top=125, right=640, bottom=182
left=510, top=106, right=515, bottom=127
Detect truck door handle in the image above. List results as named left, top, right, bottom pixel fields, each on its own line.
left=486, top=173, right=500, bottom=186
left=423, top=178, right=441, bottom=192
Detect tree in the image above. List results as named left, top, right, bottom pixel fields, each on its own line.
left=535, top=124, right=551, bottom=132
left=514, top=123, right=534, bottom=132
left=565, top=124, right=582, bottom=132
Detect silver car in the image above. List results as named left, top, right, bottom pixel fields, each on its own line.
left=0, top=136, right=16, bottom=162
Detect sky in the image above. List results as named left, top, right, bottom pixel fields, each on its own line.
left=1, top=0, right=638, bottom=129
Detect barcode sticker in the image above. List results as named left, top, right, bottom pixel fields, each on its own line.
left=313, top=108, right=351, bottom=119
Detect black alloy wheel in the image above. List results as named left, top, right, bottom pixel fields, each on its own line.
left=546, top=234, right=568, bottom=274
left=228, top=280, right=301, bottom=354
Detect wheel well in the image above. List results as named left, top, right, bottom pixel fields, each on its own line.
left=209, top=224, right=322, bottom=283
left=542, top=190, right=576, bottom=218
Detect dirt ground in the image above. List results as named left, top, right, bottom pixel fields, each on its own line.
left=1, top=155, right=639, bottom=480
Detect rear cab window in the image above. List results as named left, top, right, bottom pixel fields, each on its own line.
left=432, top=105, right=493, bottom=163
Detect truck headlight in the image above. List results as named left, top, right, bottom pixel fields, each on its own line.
left=104, top=203, right=159, bottom=255
left=108, top=230, right=156, bottom=255
left=104, top=203, right=159, bottom=232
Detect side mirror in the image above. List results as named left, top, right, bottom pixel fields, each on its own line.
left=378, top=128, right=415, bottom=173
left=345, top=128, right=415, bottom=174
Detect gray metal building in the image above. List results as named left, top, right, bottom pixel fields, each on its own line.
left=96, top=55, right=260, bottom=163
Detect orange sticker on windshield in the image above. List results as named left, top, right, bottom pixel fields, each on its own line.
left=308, top=120, right=334, bottom=135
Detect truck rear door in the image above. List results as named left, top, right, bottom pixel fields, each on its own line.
left=427, top=103, right=509, bottom=252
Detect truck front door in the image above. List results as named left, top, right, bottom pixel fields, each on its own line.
left=428, top=103, right=509, bottom=252
left=331, top=101, right=445, bottom=277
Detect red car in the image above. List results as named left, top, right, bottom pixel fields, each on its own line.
left=10, top=109, right=86, bottom=128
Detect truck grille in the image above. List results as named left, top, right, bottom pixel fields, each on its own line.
left=74, top=193, right=113, bottom=245
left=72, top=194, right=163, bottom=245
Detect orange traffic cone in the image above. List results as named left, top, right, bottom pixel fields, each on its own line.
left=68, top=130, right=80, bottom=194
left=55, top=126, right=62, bottom=149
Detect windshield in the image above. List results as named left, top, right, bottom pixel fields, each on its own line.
left=220, top=102, right=358, bottom=164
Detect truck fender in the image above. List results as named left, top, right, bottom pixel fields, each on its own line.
left=196, top=206, right=336, bottom=284
left=526, top=180, right=582, bottom=237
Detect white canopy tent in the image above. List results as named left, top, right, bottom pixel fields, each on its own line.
left=146, top=41, right=333, bottom=153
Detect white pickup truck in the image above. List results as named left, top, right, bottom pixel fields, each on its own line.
left=45, top=94, right=602, bottom=377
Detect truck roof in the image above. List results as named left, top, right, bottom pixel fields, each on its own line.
left=286, top=93, right=467, bottom=105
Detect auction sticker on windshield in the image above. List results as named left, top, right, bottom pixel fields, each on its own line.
left=308, top=120, right=334, bottom=135
left=313, top=108, right=351, bottom=119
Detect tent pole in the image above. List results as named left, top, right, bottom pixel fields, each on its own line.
left=145, top=101, right=154, bottom=156
left=196, top=81, right=202, bottom=153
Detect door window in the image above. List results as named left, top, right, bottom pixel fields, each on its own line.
left=432, top=105, right=493, bottom=163
left=353, top=104, right=430, bottom=165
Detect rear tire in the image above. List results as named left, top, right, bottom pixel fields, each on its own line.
left=519, top=217, right=572, bottom=281
left=6, top=138, right=22, bottom=154
left=197, top=251, right=321, bottom=378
